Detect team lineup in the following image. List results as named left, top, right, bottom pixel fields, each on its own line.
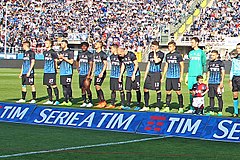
left=15, top=37, right=240, bottom=117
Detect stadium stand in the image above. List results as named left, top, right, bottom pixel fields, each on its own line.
left=0, top=0, right=197, bottom=54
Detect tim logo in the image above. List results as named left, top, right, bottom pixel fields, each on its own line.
left=144, top=116, right=166, bottom=132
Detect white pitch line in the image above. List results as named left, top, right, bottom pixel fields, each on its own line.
left=0, top=136, right=167, bottom=158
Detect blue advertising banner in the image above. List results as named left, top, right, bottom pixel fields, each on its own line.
left=0, top=102, right=239, bottom=143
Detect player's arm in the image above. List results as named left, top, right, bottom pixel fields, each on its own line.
left=220, top=63, right=225, bottom=88
left=179, top=61, right=184, bottom=82
left=161, top=62, right=168, bottom=82
left=206, top=71, right=210, bottom=86
left=144, top=62, right=150, bottom=82
left=229, top=60, right=234, bottom=88
left=153, top=50, right=161, bottom=63
left=87, top=61, right=93, bottom=79
left=27, top=59, right=35, bottom=77
left=132, top=59, right=139, bottom=81
left=75, top=53, right=80, bottom=73
left=119, top=63, right=125, bottom=82
left=90, top=61, right=95, bottom=79
left=61, top=56, right=74, bottom=64
left=99, top=59, right=107, bottom=78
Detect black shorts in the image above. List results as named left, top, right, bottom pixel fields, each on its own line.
left=79, top=75, right=92, bottom=88
left=232, top=76, right=240, bottom=92
left=110, top=78, right=123, bottom=91
left=94, top=73, right=106, bottom=86
left=125, top=75, right=140, bottom=91
left=166, top=78, right=181, bottom=91
left=43, top=73, right=56, bottom=85
left=60, top=75, right=72, bottom=85
left=22, top=74, right=34, bottom=85
left=208, top=84, right=221, bottom=97
left=144, top=72, right=161, bottom=90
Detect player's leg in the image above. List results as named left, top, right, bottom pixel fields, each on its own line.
left=185, top=76, right=196, bottom=113
left=176, top=91, right=184, bottom=113
left=232, top=76, right=239, bottom=117
left=121, top=77, right=132, bottom=110
left=140, top=88, right=150, bottom=111
left=233, top=92, right=238, bottom=117
left=206, top=84, right=215, bottom=116
left=52, top=84, right=60, bottom=105
left=133, top=76, right=141, bottom=110
left=43, top=85, right=53, bottom=104
left=17, top=75, right=27, bottom=103
left=161, top=78, right=172, bottom=112
left=84, top=78, right=93, bottom=107
left=216, top=92, right=223, bottom=116
left=29, top=84, right=36, bottom=104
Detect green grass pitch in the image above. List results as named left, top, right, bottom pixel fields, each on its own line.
left=0, top=68, right=239, bottom=160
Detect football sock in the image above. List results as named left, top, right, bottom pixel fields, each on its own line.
left=217, top=95, right=223, bottom=112
left=120, top=91, right=125, bottom=106
left=47, top=86, right=52, bottom=101
left=144, top=91, right=149, bottom=107
left=32, top=91, right=36, bottom=100
left=178, top=94, right=183, bottom=108
left=233, top=98, right=239, bottom=114
left=111, top=91, right=116, bottom=105
left=190, top=94, right=193, bottom=110
left=82, top=94, right=87, bottom=103
left=126, top=91, right=131, bottom=106
left=22, top=91, right=27, bottom=100
left=53, top=87, right=59, bottom=101
left=136, top=90, right=141, bottom=105
left=157, top=91, right=161, bottom=107
left=166, top=94, right=172, bottom=107
left=210, top=97, right=215, bottom=111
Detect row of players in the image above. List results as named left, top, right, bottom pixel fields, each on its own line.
left=15, top=38, right=240, bottom=117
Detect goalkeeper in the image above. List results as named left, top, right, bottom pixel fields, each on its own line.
left=185, top=37, right=207, bottom=113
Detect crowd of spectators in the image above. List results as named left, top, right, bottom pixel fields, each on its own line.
left=0, top=0, right=195, bottom=53
left=182, top=0, right=239, bottom=43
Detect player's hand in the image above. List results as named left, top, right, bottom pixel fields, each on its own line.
left=131, top=75, right=136, bottom=81
left=18, top=74, right=22, bottom=78
left=118, top=77, right=122, bottom=83
left=99, top=72, right=103, bottom=78
left=219, top=82, right=224, bottom=89
left=26, top=72, right=30, bottom=77
left=77, top=68, right=80, bottom=73
left=86, top=75, right=91, bottom=79
left=161, top=77, right=165, bottom=83
left=179, top=77, right=183, bottom=83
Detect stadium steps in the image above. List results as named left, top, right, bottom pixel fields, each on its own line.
left=173, top=0, right=213, bottom=41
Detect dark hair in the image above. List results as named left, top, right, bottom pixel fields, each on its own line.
left=191, top=37, right=200, bottom=43
left=111, top=44, right=119, bottom=48
left=80, top=42, right=89, bottom=48
left=61, top=40, right=68, bottom=45
left=196, top=75, right=203, bottom=81
left=168, top=40, right=176, bottom=46
left=237, top=43, right=240, bottom=46
left=96, top=41, right=103, bottom=47
left=211, top=50, right=219, bottom=54
left=45, top=39, right=53, bottom=47
left=151, top=41, right=159, bottom=47
left=23, top=40, right=30, bottom=47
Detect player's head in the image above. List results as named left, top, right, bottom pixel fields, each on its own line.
left=94, top=41, right=103, bottom=50
left=191, top=37, right=200, bottom=49
left=45, top=39, right=53, bottom=49
left=118, top=46, right=126, bottom=57
left=80, top=42, right=89, bottom=52
left=168, top=41, right=176, bottom=53
left=237, top=43, right=240, bottom=54
left=111, top=44, right=119, bottom=55
left=210, top=50, right=219, bottom=61
left=196, top=75, right=204, bottom=84
left=61, top=40, right=68, bottom=50
left=22, top=41, right=31, bottom=51
left=151, top=41, right=159, bottom=51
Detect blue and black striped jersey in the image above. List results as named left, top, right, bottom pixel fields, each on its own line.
left=76, top=50, right=93, bottom=76
left=148, top=51, right=164, bottom=73
left=122, top=51, right=140, bottom=77
left=110, top=54, right=122, bottom=78
left=93, top=51, right=107, bottom=76
left=208, top=60, right=225, bottom=84
left=59, top=49, right=74, bottom=76
left=165, top=51, right=183, bottom=78
left=43, top=49, right=58, bottom=74
left=22, top=50, right=35, bottom=75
